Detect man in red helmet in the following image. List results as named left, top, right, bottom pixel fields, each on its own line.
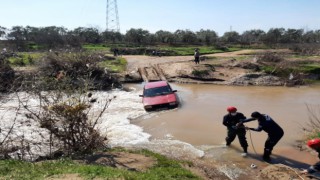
left=223, top=106, right=248, bottom=156
left=301, top=138, right=320, bottom=174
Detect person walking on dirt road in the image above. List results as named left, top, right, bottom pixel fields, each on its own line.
left=194, top=48, right=200, bottom=64
left=223, top=106, right=248, bottom=156
left=301, top=138, right=320, bottom=175
left=239, top=111, right=284, bottom=162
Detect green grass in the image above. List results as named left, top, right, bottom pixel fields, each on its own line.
left=261, top=65, right=275, bottom=74
left=158, top=46, right=240, bottom=56
left=98, top=57, right=127, bottom=73
left=300, top=64, right=320, bottom=74
left=0, top=149, right=199, bottom=180
left=28, top=43, right=44, bottom=50
left=227, top=47, right=242, bottom=52
left=289, top=54, right=320, bottom=59
left=82, top=44, right=111, bottom=51
left=82, top=44, right=244, bottom=56
left=8, top=52, right=44, bottom=66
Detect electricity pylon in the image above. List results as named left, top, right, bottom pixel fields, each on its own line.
left=106, top=0, right=120, bottom=32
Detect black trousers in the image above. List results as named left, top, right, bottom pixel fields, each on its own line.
left=226, top=127, right=248, bottom=149
left=194, top=57, right=199, bottom=64
left=264, top=132, right=284, bottom=155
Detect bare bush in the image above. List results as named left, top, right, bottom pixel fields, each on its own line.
left=17, top=89, right=113, bottom=157
left=40, top=53, right=120, bottom=90
left=257, top=51, right=284, bottom=64
left=14, top=52, right=121, bottom=92
left=303, top=104, right=320, bottom=140
left=0, top=54, right=15, bottom=93
left=289, top=44, right=320, bottom=56
left=1, top=51, right=118, bottom=159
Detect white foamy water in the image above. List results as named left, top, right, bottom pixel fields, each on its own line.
left=92, top=89, right=204, bottom=158
left=0, top=88, right=204, bottom=161
left=0, top=93, right=52, bottom=161
left=93, top=89, right=151, bottom=146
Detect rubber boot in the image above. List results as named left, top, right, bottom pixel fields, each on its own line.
left=263, top=149, right=271, bottom=162
left=225, top=137, right=231, bottom=146
left=243, top=146, right=248, bottom=153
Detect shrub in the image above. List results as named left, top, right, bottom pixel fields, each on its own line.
left=257, top=52, right=284, bottom=63
left=37, top=52, right=121, bottom=91
left=0, top=55, right=15, bottom=92
left=192, top=70, right=209, bottom=77
left=8, top=53, right=40, bottom=66
left=19, top=86, right=112, bottom=157
left=304, top=105, right=320, bottom=140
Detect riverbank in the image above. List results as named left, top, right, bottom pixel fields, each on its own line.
left=122, top=49, right=320, bottom=86
left=1, top=85, right=318, bottom=179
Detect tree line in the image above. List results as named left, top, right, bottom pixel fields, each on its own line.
left=1, top=25, right=320, bottom=51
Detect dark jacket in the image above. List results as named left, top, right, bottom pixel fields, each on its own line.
left=223, top=113, right=246, bottom=128
left=243, top=114, right=283, bottom=136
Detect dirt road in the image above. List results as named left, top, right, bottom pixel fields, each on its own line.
left=123, top=55, right=193, bottom=73
left=123, top=49, right=285, bottom=85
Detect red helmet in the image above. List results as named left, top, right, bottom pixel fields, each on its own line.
left=307, top=138, right=320, bottom=149
left=227, top=106, right=237, bottom=113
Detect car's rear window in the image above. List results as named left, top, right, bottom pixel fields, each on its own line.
left=144, top=86, right=172, bottom=97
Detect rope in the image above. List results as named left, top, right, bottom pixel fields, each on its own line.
left=246, top=126, right=258, bottom=155
left=246, top=127, right=305, bottom=180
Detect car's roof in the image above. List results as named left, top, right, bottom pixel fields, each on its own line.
left=144, top=81, right=168, bottom=89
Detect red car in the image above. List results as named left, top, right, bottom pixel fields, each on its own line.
left=139, top=81, right=179, bottom=111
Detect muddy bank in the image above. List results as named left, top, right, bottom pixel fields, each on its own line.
left=122, top=49, right=319, bottom=86
left=122, top=58, right=285, bottom=86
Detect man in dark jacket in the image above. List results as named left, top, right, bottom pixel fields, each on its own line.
left=240, top=111, right=284, bottom=161
left=301, top=138, right=320, bottom=174
left=194, top=48, right=200, bottom=64
left=223, top=106, right=248, bottom=155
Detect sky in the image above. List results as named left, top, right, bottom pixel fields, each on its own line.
left=1, top=0, right=320, bottom=36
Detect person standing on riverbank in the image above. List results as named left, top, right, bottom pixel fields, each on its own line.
left=240, top=111, right=284, bottom=162
left=194, top=48, right=200, bottom=64
left=301, top=138, right=320, bottom=175
left=223, top=106, right=248, bottom=156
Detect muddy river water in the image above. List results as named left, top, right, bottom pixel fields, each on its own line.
left=132, top=83, right=320, bottom=167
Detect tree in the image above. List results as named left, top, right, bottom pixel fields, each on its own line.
left=125, top=28, right=150, bottom=44
left=240, top=29, right=266, bottom=45
left=65, top=31, right=82, bottom=47
left=0, top=26, right=7, bottom=38
left=221, top=31, right=240, bottom=44
left=72, top=27, right=102, bottom=44
left=102, top=30, right=123, bottom=43
left=7, top=26, right=28, bottom=50
left=174, top=29, right=197, bottom=44
left=155, top=30, right=177, bottom=45
left=263, top=28, right=285, bottom=45
left=303, top=30, right=317, bottom=43
left=281, top=28, right=303, bottom=43
left=196, top=29, right=218, bottom=45
left=37, top=26, right=67, bottom=48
